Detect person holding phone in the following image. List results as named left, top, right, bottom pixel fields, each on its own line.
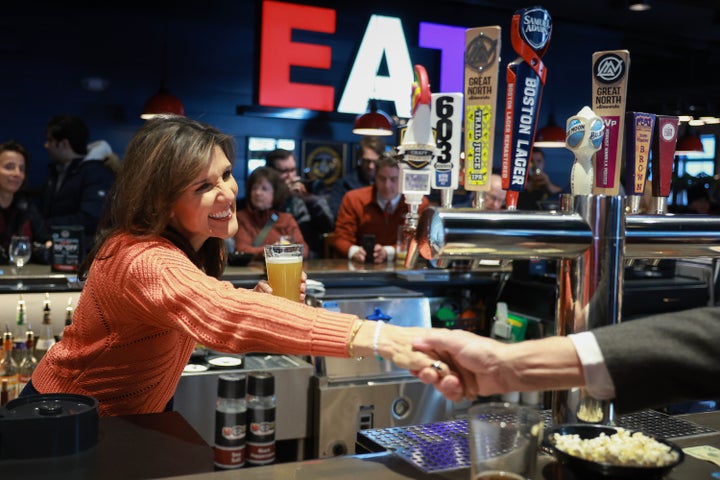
left=333, top=153, right=429, bottom=263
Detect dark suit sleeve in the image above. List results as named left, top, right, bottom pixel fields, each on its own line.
left=593, top=306, right=720, bottom=413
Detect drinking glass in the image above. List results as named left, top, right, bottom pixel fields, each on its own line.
left=9, top=235, right=32, bottom=289
left=468, top=402, right=543, bottom=480
left=264, top=243, right=303, bottom=302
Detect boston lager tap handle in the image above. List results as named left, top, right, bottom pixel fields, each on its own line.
left=500, top=6, right=552, bottom=210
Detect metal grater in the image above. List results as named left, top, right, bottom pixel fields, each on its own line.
left=357, top=409, right=717, bottom=474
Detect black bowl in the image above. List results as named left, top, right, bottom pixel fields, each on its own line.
left=543, top=424, right=684, bottom=479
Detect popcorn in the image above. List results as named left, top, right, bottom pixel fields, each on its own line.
left=553, top=428, right=680, bottom=467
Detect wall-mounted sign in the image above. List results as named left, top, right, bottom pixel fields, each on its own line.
left=258, top=0, right=466, bottom=119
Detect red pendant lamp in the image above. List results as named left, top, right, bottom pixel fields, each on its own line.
left=141, top=29, right=185, bottom=120
left=534, top=112, right=566, bottom=148
left=352, top=99, right=393, bottom=136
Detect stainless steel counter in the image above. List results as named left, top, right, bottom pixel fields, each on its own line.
left=174, top=354, right=314, bottom=448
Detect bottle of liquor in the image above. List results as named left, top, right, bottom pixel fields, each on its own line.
left=60, top=297, right=74, bottom=341
left=214, top=374, right=247, bottom=470
left=0, top=329, right=20, bottom=404
left=13, top=295, right=27, bottom=364
left=35, top=293, right=56, bottom=359
left=18, top=330, right=38, bottom=394
left=246, top=372, right=276, bottom=466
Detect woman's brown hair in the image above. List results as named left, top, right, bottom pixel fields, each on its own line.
left=80, top=116, right=236, bottom=279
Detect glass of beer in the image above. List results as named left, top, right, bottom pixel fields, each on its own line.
left=264, top=243, right=303, bottom=302
left=468, top=402, right=543, bottom=480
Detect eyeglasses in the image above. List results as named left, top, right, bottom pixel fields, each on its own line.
left=273, top=167, right=296, bottom=175
left=360, top=158, right=377, bottom=165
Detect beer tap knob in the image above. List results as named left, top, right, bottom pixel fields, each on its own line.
left=500, top=6, right=552, bottom=210
left=651, top=116, right=679, bottom=214
left=591, top=50, right=630, bottom=196
left=566, top=106, right=604, bottom=196
left=430, top=92, right=463, bottom=209
left=462, top=26, right=502, bottom=209
left=624, top=112, right=656, bottom=214
left=397, top=65, right=436, bottom=269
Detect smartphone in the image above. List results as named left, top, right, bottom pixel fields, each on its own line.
left=362, top=234, right=375, bottom=263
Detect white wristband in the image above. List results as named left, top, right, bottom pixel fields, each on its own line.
left=372, top=320, right=385, bottom=360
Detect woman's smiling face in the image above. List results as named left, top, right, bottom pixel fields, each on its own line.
left=169, top=145, right=238, bottom=251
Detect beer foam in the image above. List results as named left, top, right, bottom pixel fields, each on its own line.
left=265, top=256, right=302, bottom=264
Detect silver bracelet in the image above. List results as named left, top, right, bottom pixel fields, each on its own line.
left=372, top=320, right=384, bottom=360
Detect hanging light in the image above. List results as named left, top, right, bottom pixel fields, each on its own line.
left=675, top=131, right=704, bottom=155
left=141, top=26, right=185, bottom=120
left=141, top=89, right=185, bottom=119
left=352, top=99, right=393, bottom=136
left=534, top=113, right=566, bottom=148
left=629, top=0, right=652, bottom=12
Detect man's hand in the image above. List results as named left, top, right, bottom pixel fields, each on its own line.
left=288, top=176, right=308, bottom=196
left=372, top=244, right=388, bottom=263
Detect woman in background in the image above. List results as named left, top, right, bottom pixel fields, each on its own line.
left=0, top=140, right=50, bottom=258
left=234, top=166, right=308, bottom=259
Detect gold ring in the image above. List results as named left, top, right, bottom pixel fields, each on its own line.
left=431, top=360, right=443, bottom=372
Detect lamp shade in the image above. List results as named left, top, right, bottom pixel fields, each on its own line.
left=675, top=132, right=704, bottom=155
left=352, top=99, right=393, bottom=136
left=141, top=90, right=185, bottom=119
left=534, top=122, right=566, bottom=148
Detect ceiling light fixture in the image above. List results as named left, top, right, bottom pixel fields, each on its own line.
left=352, top=99, right=394, bottom=136
left=629, top=0, right=651, bottom=12
left=141, top=26, right=185, bottom=120
left=675, top=130, right=704, bottom=155
left=534, top=113, right=566, bottom=148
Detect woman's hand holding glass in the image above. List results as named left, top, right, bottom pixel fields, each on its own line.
left=254, top=270, right=307, bottom=303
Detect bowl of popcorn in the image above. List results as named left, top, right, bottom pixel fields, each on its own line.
left=544, top=424, right=684, bottom=479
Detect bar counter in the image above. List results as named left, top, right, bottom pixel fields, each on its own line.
left=161, top=410, right=720, bottom=480
left=0, top=259, right=507, bottom=291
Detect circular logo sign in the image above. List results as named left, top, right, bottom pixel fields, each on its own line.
left=594, top=53, right=626, bottom=84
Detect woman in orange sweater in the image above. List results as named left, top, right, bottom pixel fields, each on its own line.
left=22, top=117, right=452, bottom=416
left=234, top=167, right=308, bottom=259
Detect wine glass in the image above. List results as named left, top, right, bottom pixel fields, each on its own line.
left=9, top=235, right=31, bottom=289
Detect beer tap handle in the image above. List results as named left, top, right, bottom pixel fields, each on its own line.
left=624, top=112, right=656, bottom=213
left=431, top=92, right=463, bottom=208
left=591, top=50, right=630, bottom=196
left=500, top=6, right=552, bottom=210
left=463, top=26, right=502, bottom=209
left=651, top=115, right=680, bottom=214
left=397, top=65, right=436, bottom=268
left=567, top=106, right=604, bottom=196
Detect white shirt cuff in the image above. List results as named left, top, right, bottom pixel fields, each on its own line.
left=568, top=331, right=616, bottom=400
left=348, top=245, right=361, bottom=260
left=383, top=245, right=395, bottom=262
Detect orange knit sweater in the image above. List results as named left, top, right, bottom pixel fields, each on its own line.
left=32, top=233, right=356, bottom=416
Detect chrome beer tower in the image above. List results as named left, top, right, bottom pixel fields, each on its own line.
left=415, top=195, right=720, bottom=425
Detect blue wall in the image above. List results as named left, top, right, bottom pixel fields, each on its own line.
left=2, top=1, right=621, bottom=198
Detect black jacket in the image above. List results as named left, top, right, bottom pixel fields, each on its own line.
left=41, top=156, right=115, bottom=248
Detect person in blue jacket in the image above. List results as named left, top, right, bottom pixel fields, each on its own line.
left=40, top=115, right=115, bottom=250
